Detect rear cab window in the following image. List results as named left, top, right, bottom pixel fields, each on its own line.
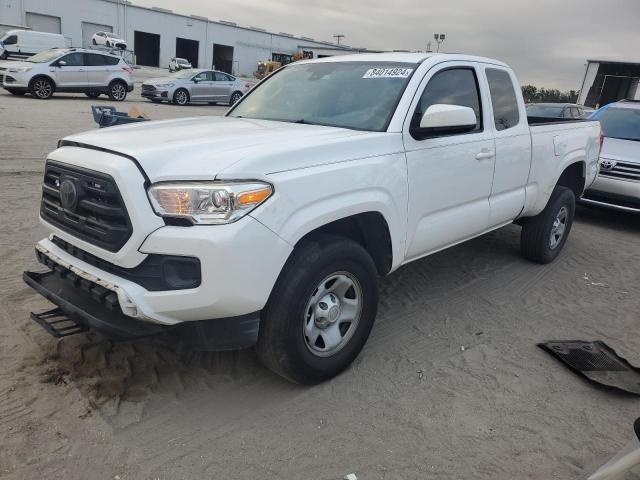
left=486, top=68, right=520, bottom=131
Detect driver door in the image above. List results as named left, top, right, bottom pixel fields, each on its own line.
left=52, top=52, right=88, bottom=89
left=403, top=62, right=496, bottom=260
left=190, top=71, right=214, bottom=101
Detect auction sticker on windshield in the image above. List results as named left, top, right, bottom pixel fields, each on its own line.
left=363, top=67, right=413, bottom=78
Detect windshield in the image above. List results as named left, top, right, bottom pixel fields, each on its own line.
left=593, top=106, right=640, bottom=142
left=171, top=69, right=196, bottom=79
left=177, top=58, right=189, bottom=64
left=526, top=105, right=565, bottom=117
left=228, top=61, right=416, bottom=131
left=26, top=49, right=65, bottom=63
left=105, top=33, right=118, bottom=38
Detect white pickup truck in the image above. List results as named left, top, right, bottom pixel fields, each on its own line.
left=24, top=53, right=601, bottom=384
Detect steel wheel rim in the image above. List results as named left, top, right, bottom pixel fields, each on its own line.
left=176, top=91, right=187, bottom=104
left=303, top=271, right=363, bottom=357
left=549, top=205, right=568, bottom=249
left=112, top=84, right=126, bottom=100
left=34, top=79, right=51, bottom=98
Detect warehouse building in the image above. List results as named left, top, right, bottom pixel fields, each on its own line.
left=0, top=0, right=365, bottom=76
left=578, top=59, right=640, bottom=108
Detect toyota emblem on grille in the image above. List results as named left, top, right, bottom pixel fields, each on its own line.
left=59, top=179, right=78, bottom=210
left=599, top=159, right=617, bottom=171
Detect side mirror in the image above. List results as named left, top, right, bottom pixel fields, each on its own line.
left=57, top=60, right=67, bottom=67
left=415, top=104, right=477, bottom=137
left=192, top=77, right=199, bottom=83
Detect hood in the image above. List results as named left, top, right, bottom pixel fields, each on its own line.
left=1, top=61, right=33, bottom=70
left=602, top=137, right=640, bottom=164
left=60, top=116, right=374, bottom=182
left=144, top=76, right=181, bottom=85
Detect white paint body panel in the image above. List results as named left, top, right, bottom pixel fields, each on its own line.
left=34, top=53, right=601, bottom=324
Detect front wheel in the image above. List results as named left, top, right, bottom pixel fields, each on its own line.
left=108, top=81, right=127, bottom=101
left=172, top=88, right=189, bottom=105
left=256, top=235, right=379, bottom=384
left=30, top=77, right=54, bottom=99
left=520, top=186, right=575, bottom=264
left=92, top=39, right=97, bottom=45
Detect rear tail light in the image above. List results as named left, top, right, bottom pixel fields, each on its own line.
left=245, top=83, right=251, bottom=89
left=122, top=66, right=133, bottom=74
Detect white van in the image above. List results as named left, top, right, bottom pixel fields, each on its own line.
left=0, top=30, right=65, bottom=60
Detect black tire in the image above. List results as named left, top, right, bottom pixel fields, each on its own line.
left=7, top=90, right=25, bottom=96
left=85, top=92, right=101, bottom=98
left=29, top=76, right=54, bottom=99
left=173, top=88, right=189, bottom=105
left=107, top=81, right=127, bottom=101
left=92, top=38, right=97, bottom=45
left=0, top=51, right=7, bottom=60
left=256, top=235, right=379, bottom=384
left=520, top=186, right=575, bottom=264
left=229, top=91, right=242, bottom=105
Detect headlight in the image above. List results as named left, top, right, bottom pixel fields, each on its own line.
left=10, top=67, right=31, bottom=73
left=148, top=182, right=273, bottom=225
left=156, top=83, right=174, bottom=88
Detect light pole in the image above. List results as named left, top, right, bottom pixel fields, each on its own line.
left=434, top=33, right=446, bottom=52
left=333, top=34, right=345, bottom=45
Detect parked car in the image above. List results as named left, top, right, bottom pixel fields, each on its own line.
left=141, top=68, right=250, bottom=105
left=526, top=102, right=592, bottom=120
left=0, top=29, right=65, bottom=60
left=24, top=53, right=601, bottom=384
left=581, top=100, right=640, bottom=213
left=169, top=57, right=192, bottom=72
left=91, top=31, right=127, bottom=50
left=0, top=48, right=134, bottom=100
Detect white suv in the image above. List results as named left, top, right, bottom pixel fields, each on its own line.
left=0, top=48, right=134, bottom=100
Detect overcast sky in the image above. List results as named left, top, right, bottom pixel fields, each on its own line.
left=136, top=0, right=639, bottom=90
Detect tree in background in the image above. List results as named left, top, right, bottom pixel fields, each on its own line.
left=521, top=85, right=579, bottom=104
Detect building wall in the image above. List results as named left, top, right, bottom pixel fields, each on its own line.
left=0, top=0, right=355, bottom=76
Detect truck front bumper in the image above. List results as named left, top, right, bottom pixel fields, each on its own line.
left=25, top=217, right=293, bottom=348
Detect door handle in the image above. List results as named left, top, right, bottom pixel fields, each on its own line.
left=475, top=150, right=495, bottom=160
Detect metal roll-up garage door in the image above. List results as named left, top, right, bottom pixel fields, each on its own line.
left=25, top=12, right=61, bottom=33
left=82, top=22, right=113, bottom=48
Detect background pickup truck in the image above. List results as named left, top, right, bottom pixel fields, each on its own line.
left=24, top=53, right=601, bottom=384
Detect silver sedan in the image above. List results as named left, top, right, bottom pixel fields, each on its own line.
left=141, top=69, right=251, bottom=106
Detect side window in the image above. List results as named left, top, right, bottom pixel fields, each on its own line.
left=85, top=53, right=106, bottom=66
left=194, top=71, right=212, bottom=82
left=104, top=55, right=120, bottom=66
left=3, top=35, right=17, bottom=45
left=414, top=68, right=482, bottom=132
left=571, top=107, right=580, bottom=118
left=59, top=53, right=85, bottom=66
left=563, top=108, right=573, bottom=118
left=214, top=72, right=230, bottom=81
left=486, top=68, right=520, bottom=131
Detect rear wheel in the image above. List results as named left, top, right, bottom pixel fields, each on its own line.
left=85, top=92, right=101, bottom=98
left=256, top=235, right=379, bottom=384
left=173, top=88, right=189, bottom=106
left=108, top=81, right=127, bottom=101
left=520, top=186, right=575, bottom=264
left=30, top=77, right=54, bottom=99
left=230, top=91, right=242, bottom=105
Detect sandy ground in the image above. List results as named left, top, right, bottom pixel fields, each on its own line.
left=0, top=71, right=639, bottom=480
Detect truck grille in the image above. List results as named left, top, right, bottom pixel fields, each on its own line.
left=599, top=160, right=640, bottom=183
left=40, top=161, right=132, bottom=252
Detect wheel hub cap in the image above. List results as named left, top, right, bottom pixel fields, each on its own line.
left=303, top=272, right=363, bottom=357
left=549, top=206, right=568, bottom=249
